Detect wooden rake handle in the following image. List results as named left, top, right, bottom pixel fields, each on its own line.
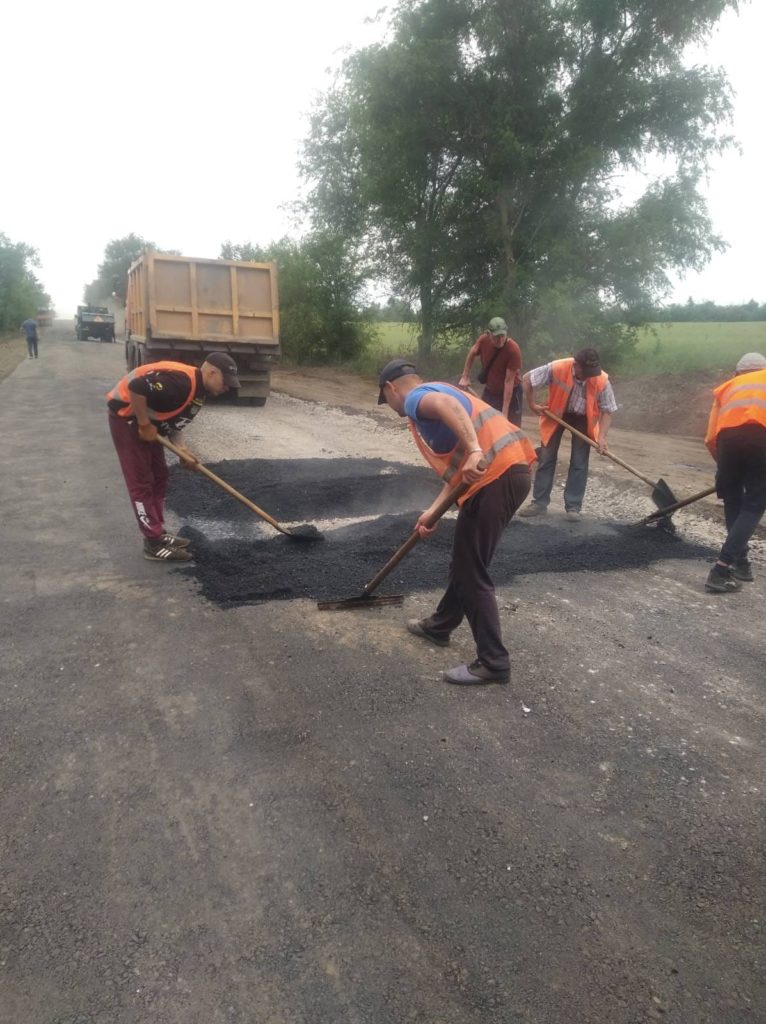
left=542, top=410, right=657, bottom=488
left=362, top=459, right=486, bottom=598
left=156, top=434, right=288, bottom=535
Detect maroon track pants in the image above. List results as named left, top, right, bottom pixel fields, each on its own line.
left=108, top=412, right=168, bottom=539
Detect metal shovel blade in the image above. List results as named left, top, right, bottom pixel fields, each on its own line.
left=651, top=477, right=678, bottom=511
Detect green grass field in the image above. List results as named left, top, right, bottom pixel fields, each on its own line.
left=357, top=321, right=766, bottom=378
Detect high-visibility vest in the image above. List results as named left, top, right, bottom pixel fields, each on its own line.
left=107, top=362, right=198, bottom=420
left=408, top=385, right=537, bottom=505
left=539, top=358, right=609, bottom=446
left=704, top=368, right=766, bottom=454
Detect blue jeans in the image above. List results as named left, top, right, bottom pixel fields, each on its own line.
left=716, top=425, right=766, bottom=565
left=26, top=335, right=38, bottom=358
left=532, top=412, right=591, bottom=511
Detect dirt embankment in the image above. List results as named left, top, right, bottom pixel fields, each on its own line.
left=0, top=333, right=27, bottom=382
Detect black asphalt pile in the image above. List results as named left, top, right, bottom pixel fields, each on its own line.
left=167, top=457, right=716, bottom=608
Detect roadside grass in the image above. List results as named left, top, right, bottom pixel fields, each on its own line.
left=349, top=321, right=766, bottom=379
left=0, top=332, right=27, bottom=383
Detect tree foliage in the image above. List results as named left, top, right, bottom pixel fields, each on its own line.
left=0, top=234, right=51, bottom=332
left=84, top=233, right=169, bottom=304
left=221, top=233, right=371, bottom=364
left=303, top=0, right=738, bottom=362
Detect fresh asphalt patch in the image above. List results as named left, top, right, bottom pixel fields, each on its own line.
left=166, top=457, right=716, bottom=608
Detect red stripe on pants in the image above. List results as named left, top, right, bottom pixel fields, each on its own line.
left=108, top=412, right=169, bottom=539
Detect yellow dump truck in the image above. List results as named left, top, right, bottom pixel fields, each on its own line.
left=125, top=252, right=280, bottom=405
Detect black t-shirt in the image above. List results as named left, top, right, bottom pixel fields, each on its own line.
left=108, top=368, right=206, bottom=435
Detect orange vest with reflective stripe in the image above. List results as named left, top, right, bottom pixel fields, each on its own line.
left=106, top=362, right=198, bottom=419
left=704, top=369, right=766, bottom=454
left=408, top=385, right=537, bottom=505
left=539, top=358, right=609, bottom=446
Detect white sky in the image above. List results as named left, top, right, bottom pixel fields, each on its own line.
left=1, top=0, right=763, bottom=316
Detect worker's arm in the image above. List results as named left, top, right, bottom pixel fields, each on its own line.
left=522, top=371, right=546, bottom=414
left=501, top=366, right=514, bottom=419
left=596, top=411, right=612, bottom=454
left=413, top=391, right=486, bottom=538
left=704, top=401, right=719, bottom=459
left=458, top=340, right=481, bottom=388
left=128, top=392, right=158, bottom=442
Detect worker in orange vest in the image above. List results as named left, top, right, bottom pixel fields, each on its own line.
left=377, top=358, right=537, bottom=686
left=703, top=351, right=766, bottom=593
left=519, top=347, right=617, bottom=521
left=106, top=353, right=240, bottom=562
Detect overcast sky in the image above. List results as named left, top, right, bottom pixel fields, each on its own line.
left=2, top=0, right=763, bottom=315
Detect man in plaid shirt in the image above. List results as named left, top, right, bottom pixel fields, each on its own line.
left=519, top=347, right=618, bottom=521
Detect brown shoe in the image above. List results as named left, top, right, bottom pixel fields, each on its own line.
left=406, top=619, right=450, bottom=647
left=143, top=538, right=193, bottom=562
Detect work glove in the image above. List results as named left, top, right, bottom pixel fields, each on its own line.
left=138, top=422, right=158, bottom=443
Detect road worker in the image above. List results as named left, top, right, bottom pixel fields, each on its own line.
left=107, top=353, right=240, bottom=561
left=378, top=358, right=537, bottom=686
left=458, top=317, right=524, bottom=426
left=519, top=347, right=617, bottom=521
left=703, top=351, right=766, bottom=593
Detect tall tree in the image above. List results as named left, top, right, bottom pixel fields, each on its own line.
left=303, top=0, right=737, bottom=361
left=84, top=234, right=159, bottom=304
left=0, top=234, right=51, bottom=332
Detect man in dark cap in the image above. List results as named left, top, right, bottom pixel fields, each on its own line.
left=519, top=347, right=617, bottom=521
left=377, top=358, right=537, bottom=686
left=703, top=351, right=766, bottom=593
left=107, top=353, right=240, bottom=561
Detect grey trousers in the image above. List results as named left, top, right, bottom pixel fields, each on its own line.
left=532, top=412, right=591, bottom=511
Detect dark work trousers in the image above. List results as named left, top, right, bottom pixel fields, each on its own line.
left=108, top=412, right=169, bottom=539
left=715, top=424, right=766, bottom=565
left=26, top=336, right=38, bottom=358
left=481, top=384, right=523, bottom=427
left=422, top=466, right=531, bottom=672
left=531, top=411, right=591, bottom=511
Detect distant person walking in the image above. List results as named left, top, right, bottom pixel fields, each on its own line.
left=458, top=317, right=523, bottom=426
left=519, top=347, right=617, bottom=521
left=106, top=354, right=240, bottom=562
left=21, top=318, right=39, bottom=359
left=703, top=351, right=766, bottom=593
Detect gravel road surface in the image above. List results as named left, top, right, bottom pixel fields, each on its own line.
left=1, top=331, right=763, bottom=1024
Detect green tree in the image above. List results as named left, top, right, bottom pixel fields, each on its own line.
left=0, top=234, right=51, bottom=332
left=84, top=234, right=159, bottom=304
left=222, top=233, right=371, bottom=364
left=304, top=0, right=737, bottom=363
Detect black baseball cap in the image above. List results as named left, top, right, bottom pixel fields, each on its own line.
left=573, top=347, right=602, bottom=379
left=377, top=358, right=419, bottom=404
left=205, top=351, right=241, bottom=388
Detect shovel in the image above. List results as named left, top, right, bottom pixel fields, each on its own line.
left=542, top=410, right=678, bottom=511
left=157, top=435, right=322, bottom=541
left=318, top=461, right=485, bottom=610
left=628, top=485, right=717, bottom=528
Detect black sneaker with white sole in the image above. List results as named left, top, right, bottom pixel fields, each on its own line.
left=143, top=538, right=193, bottom=562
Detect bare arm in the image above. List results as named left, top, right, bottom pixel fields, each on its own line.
left=596, top=411, right=613, bottom=453
left=501, top=366, right=514, bottom=418
left=459, top=341, right=481, bottom=387
left=522, top=372, right=546, bottom=414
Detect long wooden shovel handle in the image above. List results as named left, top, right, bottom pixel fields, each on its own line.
left=633, top=485, right=717, bottom=526
left=362, top=460, right=486, bottom=597
left=543, top=410, right=658, bottom=488
left=157, top=434, right=287, bottom=534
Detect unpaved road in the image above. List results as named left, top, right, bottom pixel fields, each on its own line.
left=1, top=330, right=764, bottom=1024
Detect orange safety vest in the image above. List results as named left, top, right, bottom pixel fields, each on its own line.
left=704, top=368, right=766, bottom=455
left=408, top=385, right=537, bottom=505
left=539, top=358, right=610, bottom=446
left=107, top=361, right=198, bottom=420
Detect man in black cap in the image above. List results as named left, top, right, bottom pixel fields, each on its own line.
left=107, top=353, right=240, bottom=561
left=519, top=347, right=617, bottom=520
left=377, top=357, right=537, bottom=686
